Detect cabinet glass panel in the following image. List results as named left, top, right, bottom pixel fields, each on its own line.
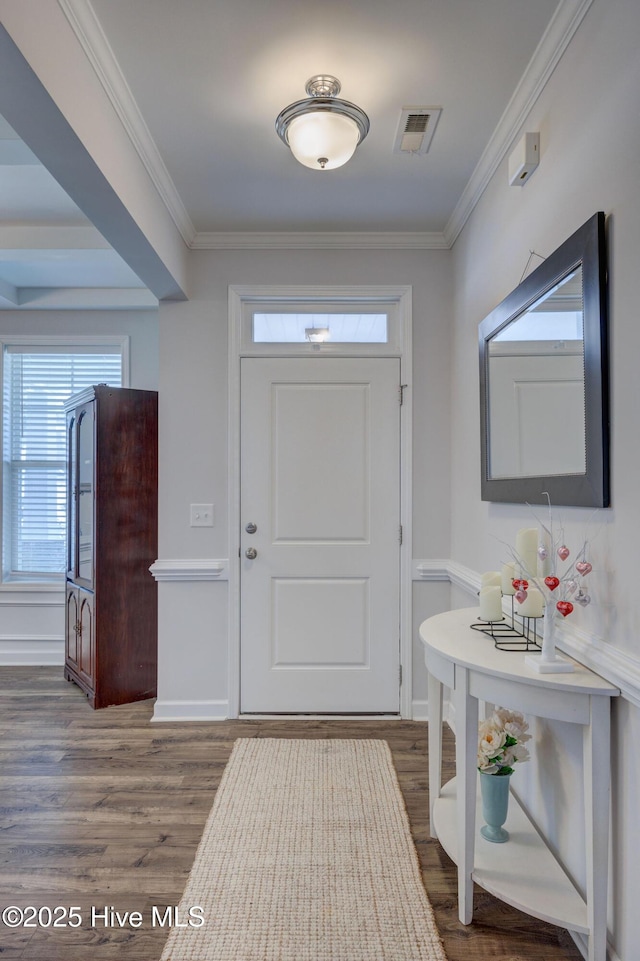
left=67, top=415, right=77, bottom=577
left=77, top=406, right=94, bottom=582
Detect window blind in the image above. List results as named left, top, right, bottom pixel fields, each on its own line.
left=3, top=347, right=122, bottom=577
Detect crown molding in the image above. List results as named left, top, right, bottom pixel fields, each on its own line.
left=57, top=0, right=196, bottom=247
left=192, top=231, right=449, bottom=250
left=58, top=0, right=591, bottom=256
left=443, top=0, right=595, bottom=248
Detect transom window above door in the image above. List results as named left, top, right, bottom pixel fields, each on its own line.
left=238, top=293, right=405, bottom=356
left=253, top=312, right=388, bottom=344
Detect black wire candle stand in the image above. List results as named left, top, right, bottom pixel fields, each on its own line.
left=471, top=594, right=542, bottom=652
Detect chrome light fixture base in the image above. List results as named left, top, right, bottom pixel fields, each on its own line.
left=275, top=75, right=370, bottom=170
left=305, top=75, right=342, bottom=98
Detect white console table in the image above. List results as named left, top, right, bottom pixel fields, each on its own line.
left=420, top=608, right=619, bottom=961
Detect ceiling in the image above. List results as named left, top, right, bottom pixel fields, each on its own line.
left=0, top=0, right=565, bottom=306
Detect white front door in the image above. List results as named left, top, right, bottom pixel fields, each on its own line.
left=240, top=357, right=401, bottom=713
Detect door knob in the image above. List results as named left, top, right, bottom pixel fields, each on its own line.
left=245, top=522, right=257, bottom=534
left=245, top=547, right=258, bottom=560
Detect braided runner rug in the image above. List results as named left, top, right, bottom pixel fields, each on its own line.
left=160, top=738, right=447, bottom=961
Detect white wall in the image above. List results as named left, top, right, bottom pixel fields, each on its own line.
left=155, top=247, right=453, bottom=718
left=0, top=309, right=159, bottom=663
left=450, top=0, right=640, bottom=956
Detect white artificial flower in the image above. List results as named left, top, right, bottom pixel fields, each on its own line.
left=492, top=707, right=515, bottom=725
left=479, top=716, right=500, bottom=735
left=479, top=729, right=507, bottom=756
left=477, top=756, right=500, bottom=774
left=512, top=742, right=531, bottom=763
left=477, top=706, right=532, bottom=774
left=504, top=720, right=531, bottom=742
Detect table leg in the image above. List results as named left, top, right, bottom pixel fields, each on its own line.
left=584, top=696, right=610, bottom=961
left=428, top=670, right=443, bottom=839
left=453, top=665, right=478, bottom=925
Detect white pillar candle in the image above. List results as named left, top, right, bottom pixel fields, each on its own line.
left=481, top=571, right=501, bottom=589
left=479, top=586, right=502, bottom=622
left=518, top=586, right=544, bottom=618
left=501, top=562, right=516, bottom=595
left=515, top=528, right=538, bottom=578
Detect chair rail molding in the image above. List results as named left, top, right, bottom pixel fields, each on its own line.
left=149, top=559, right=229, bottom=582
left=413, top=557, right=640, bottom=710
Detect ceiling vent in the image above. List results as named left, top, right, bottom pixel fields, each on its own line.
left=393, top=107, right=442, bottom=156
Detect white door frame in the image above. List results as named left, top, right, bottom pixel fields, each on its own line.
left=227, top=284, right=413, bottom=718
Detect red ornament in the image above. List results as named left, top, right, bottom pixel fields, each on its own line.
left=512, top=578, right=529, bottom=591
left=558, top=546, right=570, bottom=561
left=576, top=561, right=593, bottom=576
left=556, top=600, right=574, bottom=617
left=544, top=576, right=560, bottom=591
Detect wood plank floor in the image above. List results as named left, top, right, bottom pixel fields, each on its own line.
left=0, top=668, right=583, bottom=960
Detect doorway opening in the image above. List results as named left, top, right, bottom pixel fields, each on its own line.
left=228, top=285, right=413, bottom=718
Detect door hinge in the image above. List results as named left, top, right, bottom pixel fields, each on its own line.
left=399, top=384, right=408, bottom=406
left=399, top=663, right=403, bottom=686
left=399, top=524, right=403, bottom=545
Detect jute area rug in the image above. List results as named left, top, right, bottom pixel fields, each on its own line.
left=160, top=738, right=447, bottom=961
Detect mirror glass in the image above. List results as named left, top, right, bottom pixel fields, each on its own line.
left=479, top=212, right=609, bottom=507
left=487, top=266, right=585, bottom=479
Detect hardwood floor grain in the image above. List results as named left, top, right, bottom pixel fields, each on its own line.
left=0, top=668, right=583, bottom=960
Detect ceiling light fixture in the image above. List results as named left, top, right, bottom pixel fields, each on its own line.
left=275, top=75, right=370, bottom=171
left=305, top=326, right=330, bottom=344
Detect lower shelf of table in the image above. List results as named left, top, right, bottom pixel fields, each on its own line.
left=432, top=777, right=589, bottom=934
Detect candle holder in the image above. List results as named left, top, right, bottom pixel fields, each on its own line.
left=471, top=595, right=542, bottom=652
left=475, top=497, right=598, bottom=672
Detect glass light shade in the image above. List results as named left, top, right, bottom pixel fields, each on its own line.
left=305, top=327, right=330, bottom=343
left=286, top=112, right=360, bottom=170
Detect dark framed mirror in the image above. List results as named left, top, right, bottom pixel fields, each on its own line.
left=479, top=211, right=609, bottom=507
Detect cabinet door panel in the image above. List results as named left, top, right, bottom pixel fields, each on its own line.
left=78, top=591, right=94, bottom=685
left=65, top=587, right=79, bottom=670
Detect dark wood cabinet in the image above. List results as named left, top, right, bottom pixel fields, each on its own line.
left=64, top=386, right=158, bottom=709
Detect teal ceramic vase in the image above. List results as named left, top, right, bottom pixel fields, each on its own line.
left=479, top=771, right=511, bottom=843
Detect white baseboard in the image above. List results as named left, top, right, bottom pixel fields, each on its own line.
left=411, top=698, right=453, bottom=724
left=411, top=699, right=429, bottom=721
left=0, top=636, right=64, bottom=665
left=151, top=699, right=229, bottom=722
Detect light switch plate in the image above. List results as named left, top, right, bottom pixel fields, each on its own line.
left=190, top=503, right=214, bottom=527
